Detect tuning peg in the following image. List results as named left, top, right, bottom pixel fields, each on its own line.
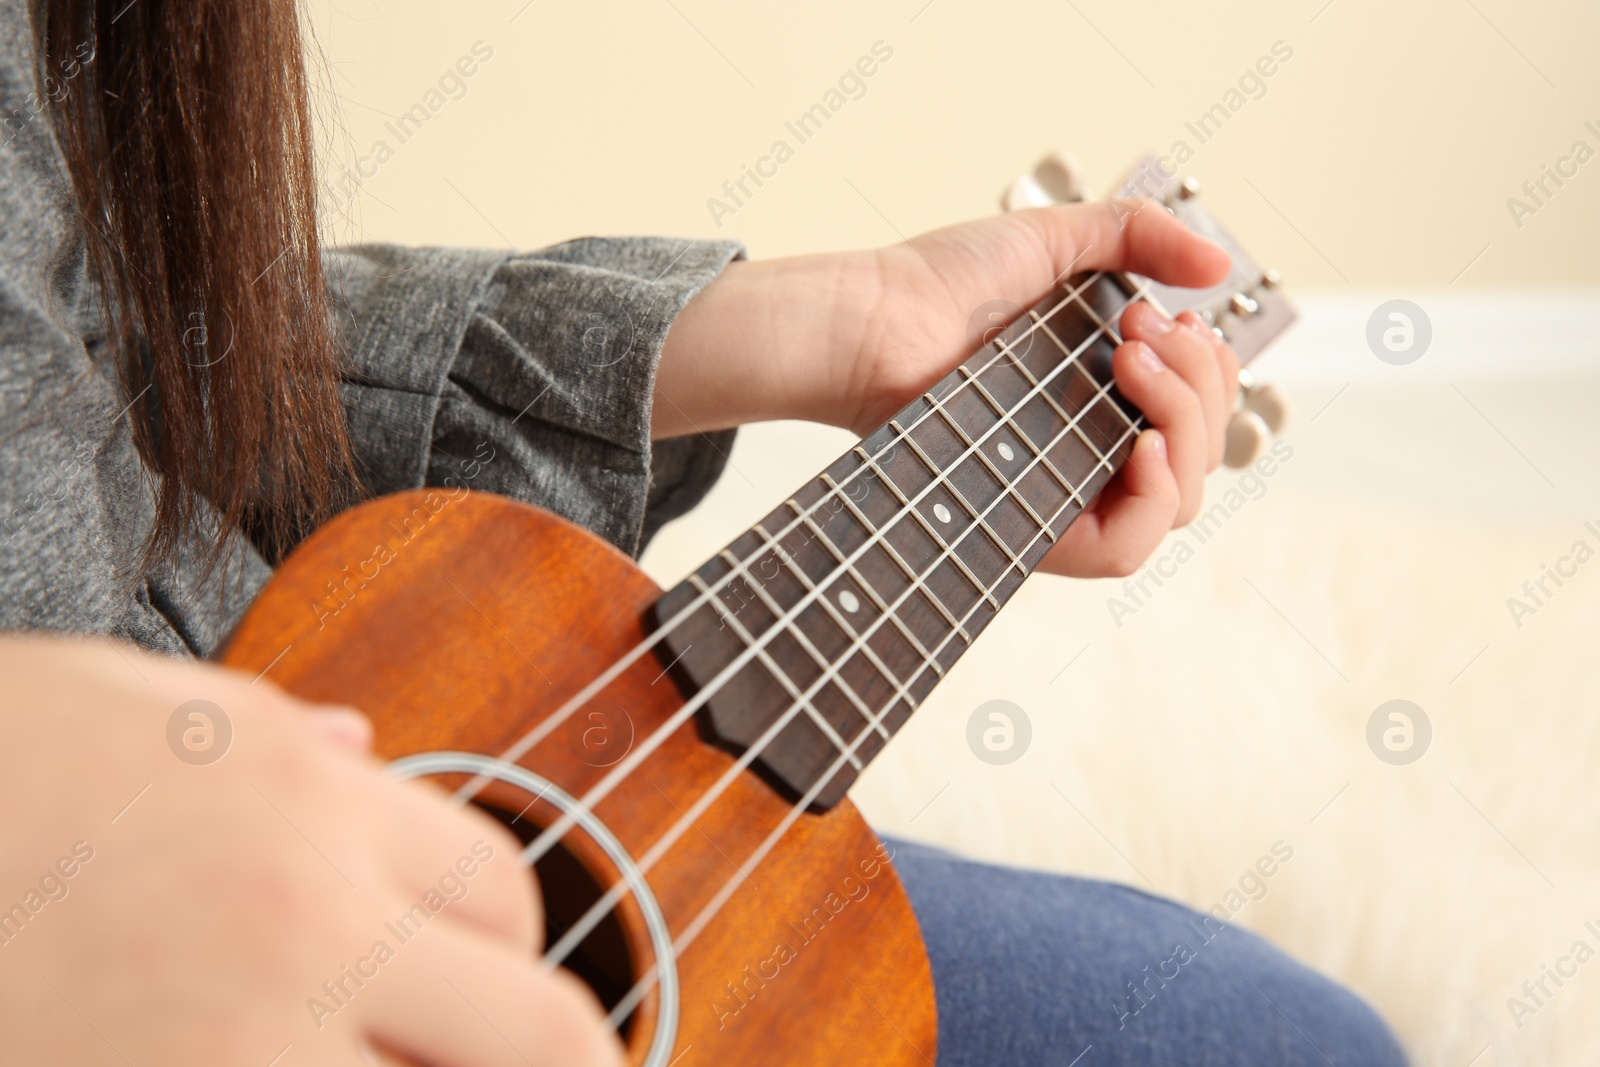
left=1223, top=408, right=1271, bottom=468
left=1001, top=174, right=1055, bottom=212
left=1240, top=374, right=1289, bottom=434
left=1033, top=151, right=1089, bottom=204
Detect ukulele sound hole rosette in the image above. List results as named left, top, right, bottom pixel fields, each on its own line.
left=388, top=751, right=681, bottom=1067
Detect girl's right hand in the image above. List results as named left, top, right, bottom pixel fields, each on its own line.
left=0, top=636, right=622, bottom=1067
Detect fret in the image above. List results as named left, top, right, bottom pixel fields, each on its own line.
left=922, top=397, right=1050, bottom=564
left=1006, top=280, right=1105, bottom=383
left=993, top=339, right=1100, bottom=508
left=651, top=270, right=1166, bottom=809
left=815, top=464, right=955, bottom=663
left=688, top=573, right=864, bottom=771
left=1040, top=273, right=1139, bottom=379
left=859, top=444, right=1008, bottom=650
left=1035, top=430, right=1140, bottom=542
left=902, top=391, right=1030, bottom=552
left=991, top=277, right=1082, bottom=364
left=740, top=519, right=918, bottom=733
left=759, top=512, right=838, bottom=594
left=703, top=539, right=782, bottom=640
left=955, top=364, right=1067, bottom=537
left=916, top=385, right=1052, bottom=564
left=808, top=471, right=881, bottom=554
left=861, top=422, right=937, bottom=501
left=747, top=527, right=929, bottom=739
left=779, top=501, right=945, bottom=680
left=643, top=170, right=1299, bottom=811
left=835, top=461, right=972, bottom=643
left=1032, top=298, right=1143, bottom=457
left=887, top=419, right=1001, bottom=611
left=1076, top=267, right=1145, bottom=332
left=718, top=545, right=895, bottom=749
left=966, top=329, right=1042, bottom=412
left=893, top=416, right=1019, bottom=601
left=998, top=326, right=1113, bottom=505
left=1003, top=384, right=1086, bottom=490
left=1015, top=313, right=1100, bottom=423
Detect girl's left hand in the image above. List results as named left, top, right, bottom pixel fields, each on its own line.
left=656, top=199, right=1241, bottom=578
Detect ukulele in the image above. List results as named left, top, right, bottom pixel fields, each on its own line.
left=220, top=153, right=1296, bottom=1066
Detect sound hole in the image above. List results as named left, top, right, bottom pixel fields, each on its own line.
left=477, top=802, right=637, bottom=1037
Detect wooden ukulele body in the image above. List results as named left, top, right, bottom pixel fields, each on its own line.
left=220, top=488, right=938, bottom=1067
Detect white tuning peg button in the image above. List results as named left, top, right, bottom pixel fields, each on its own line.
left=1033, top=151, right=1089, bottom=204
left=1242, top=381, right=1290, bottom=434
left=1223, top=409, right=1271, bottom=469
left=1001, top=174, right=1055, bottom=213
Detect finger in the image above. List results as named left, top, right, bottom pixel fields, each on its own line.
left=298, top=706, right=375, bottom=752
left=371, top=774, right=543, bottom=954
left=1006, top=198, right=1230, bottom=290
left=1040, top=429, right=1180, bottom=578
left=133, top=652, right=384, bottom=759
left=294, top=1038, right=412, bottom=1067
left=188, top=665, right=546, bottom=955
left=1178, top=310, right=1242, bottom=417
left=911, top=201, right=1231, bottom=337
left=362, top=1046, right=414, bottom=1067
left=360, top=919, right=624, bottom=1067
left=175, top=657, right=540, bottom=952
left=1122, top=302, right=1229, bottom=469
left=1111, top=339, right=1207, bottom=524
left=290, top=1041, right=397, bottom=1067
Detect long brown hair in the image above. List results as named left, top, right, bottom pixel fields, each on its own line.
left=32, top=0, right=353, bottom=569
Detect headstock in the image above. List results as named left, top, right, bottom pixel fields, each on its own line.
left=1002, top=151, right=1295, bottom=468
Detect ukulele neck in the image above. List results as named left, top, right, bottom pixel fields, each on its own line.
left=651, top=268, right=1151, bottom=808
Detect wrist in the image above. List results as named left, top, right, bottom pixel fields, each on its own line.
left=652, top=252, right=883, bottom=438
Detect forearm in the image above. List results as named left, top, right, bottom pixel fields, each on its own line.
left=651, top=251, right=881, bottom=438
left=646, top=200, right=1240, bottom=581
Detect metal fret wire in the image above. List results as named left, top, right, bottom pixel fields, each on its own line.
left=856, top=434, right=997, bottom=618
left=566, top=394, right=1142, bottom=1021
left=687, top=571, right=868, bottom=767
left=777, top=505, right=948, bottom=677
left=498, top=279, right=1144, bottom=877
left=534, top=284, right=1147, bottom=995
left=712, top=541, right=898, bottom=743
left=446, top=271, right=1135, bottom=814
left=601, top=415, right=1146, bottom=1029
left=749, top=519, right=929, bottom=716
left=436, top=275, right=1146, bottom=1028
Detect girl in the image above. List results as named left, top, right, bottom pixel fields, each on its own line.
left=0, top=1, right=1405, bottom=1064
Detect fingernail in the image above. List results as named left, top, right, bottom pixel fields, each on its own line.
left=306, top=707, right=373, bottom=752
left=1136, top=302, right=1175, bottom=334
left=1146, top=429, right=1167, bottom=459
left=1133, top=341, right=1165, bottom=375
left=1178, top=312, right=1211, bottom=338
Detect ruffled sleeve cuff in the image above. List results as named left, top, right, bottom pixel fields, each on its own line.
left=326, top=236, right=744, bottom=556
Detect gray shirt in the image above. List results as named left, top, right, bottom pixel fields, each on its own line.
left=0, top=2, right=740, bottom=656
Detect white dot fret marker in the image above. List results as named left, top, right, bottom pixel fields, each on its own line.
left=933, top=503, right=953, bottom=524
left=997, top=442, right=1015, bottom=461
left=838, top=589, right=860, bottom=614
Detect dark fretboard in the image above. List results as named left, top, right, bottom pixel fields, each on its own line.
left=651, top=270, right=1149, bottom=808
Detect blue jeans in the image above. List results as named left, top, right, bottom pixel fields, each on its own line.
left=888, top=838, right=1408, bottom=1066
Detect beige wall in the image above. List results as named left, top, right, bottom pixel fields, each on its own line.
left=308, top=0, right=1600, bottom=288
